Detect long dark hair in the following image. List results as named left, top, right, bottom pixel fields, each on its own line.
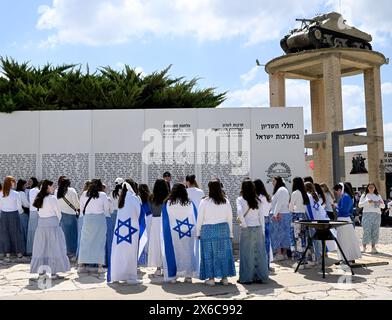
left=16, top=179, right=27, bottom=192
left=305, top=182, right=319, bottom=204
left=314, top=183, right=326, bottom=205
left=186, top=174, right=199, bottom=188
left=87, top=179, right=103, bottom=199
left=208, top=180, right=227, bottom=205
left=344, top=182, right=354, bottom=199
left=254, top=179, right=271, bottom=203
left=150, top=179, right=170, bottom=206
left=365, top=183, right=379, bottom=196
left=30, top=177, right=39, bottom=189
left=118, top=179, right=138, bottom=209
left=138, top=184, right=151, bottom=204
left=33, top=180, right=53, bottom=209
left=57, top=176, right=71, bottom=199
left=240, top=179, right=259, bottom=210
left=292, top=177, right=310, bottom=205
left=273, top=176, right=286, bottom=195
left=112, top=184, right=122, bottom=199
left=167, top=183, right=191, bottom=206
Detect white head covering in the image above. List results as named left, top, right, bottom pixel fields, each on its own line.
left=115, top=178, right=125, bottom=185
left=339, top=182, right=345, bottom=194
left=122, top=181, right=136, bottom=195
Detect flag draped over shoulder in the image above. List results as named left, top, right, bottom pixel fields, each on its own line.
left=306, top=194, right=337, bottom=252
left=138, top=201, right=152, bottom=265
left=161, top=201, right=199, bottom=282
left=108, top=191, right=141, bottom=283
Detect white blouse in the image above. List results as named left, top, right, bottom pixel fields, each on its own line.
left=110, top=193, right=120, bottom=212
left=18, top=191, right=30, bottom=211
left=358, top=193, right=385, bottom=214
left=259, top=195, right=272, bottom=217
left=270, top=187, right=290, bottom=216
left=236, top=196, right=264, bottom=228
left=80, top=191, right=110, bottom=215
left=55, top=188, right=80, bottom=215
left=0, top=190, right=23, bottom=213
left=37, top=195, right=62, bottom=221
left=187, top=187, right=205, bottom=209
left=289, top=190, right=306, bottom=213
left=196, top=197, right=233, bottom=238
left=29, top=187, right=40, bottom=212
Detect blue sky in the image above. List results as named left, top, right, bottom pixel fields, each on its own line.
left=1, top=0, right=391, bottom=149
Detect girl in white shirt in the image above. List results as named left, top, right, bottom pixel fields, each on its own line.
left=186, top=175, right=205, bottom=209
left=270, top=177, right=291, bottom=261
left=197, top=179, right=235, bottom=287
left=358, top=183, right=385, bottom=253
left=78, top=179, right=109, bottom=278
left=30, top=180, right=70, bottom=279
left=254, top=179, right=273, bottom=269
left=236, top=179, right=268, bottom=285
left=0, top=176, right=24, bottom=262
left=16, top=179, right=30, bottom=255
left=289, top=177, right=311, bottom=264
left=56, top=177, right=80, bottom=259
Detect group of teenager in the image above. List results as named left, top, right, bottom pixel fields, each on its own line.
left=0, top=172, right=385, bottom=285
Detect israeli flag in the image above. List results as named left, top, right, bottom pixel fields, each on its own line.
left=161, top=201, right=199, bottom=282
left=138, top=202, right=152, bottom=265
left=108, top=191, right=141, bottom=283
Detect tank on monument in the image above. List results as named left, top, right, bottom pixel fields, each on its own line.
left=280, top=12, right=372, bottom=54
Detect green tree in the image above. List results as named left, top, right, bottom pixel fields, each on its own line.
left=0, top=57, right=226, bottom=113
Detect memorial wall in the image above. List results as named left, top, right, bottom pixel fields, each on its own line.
left=0, top=108, right=305, bottom=211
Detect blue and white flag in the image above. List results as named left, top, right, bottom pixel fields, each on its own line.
left=108, top=191, right=141, bottom=283
left=161, top=200, right=199, bottom=282
left=138, top=201, right=152, bottom=266
left=306, top=194, right=337, bottom=252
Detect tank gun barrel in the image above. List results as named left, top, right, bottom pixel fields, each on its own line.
left=295, top=18, right=315, bottom=23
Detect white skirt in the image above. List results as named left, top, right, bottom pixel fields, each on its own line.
left=147, top=216, right=162, bottom=267
left=337, top=217, right=362, bottom=261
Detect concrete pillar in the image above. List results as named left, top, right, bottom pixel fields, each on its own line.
left=310, top=79, right=330, bottom=185
left=322, top=54, right=344, bottom=186
left=364, top=66, right=386, bottom=197
left=269, top=72, right=286, bottom=107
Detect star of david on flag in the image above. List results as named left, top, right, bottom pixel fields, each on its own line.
left=173, top=217, right=194, bottom=239
left=114, top=218, right=138, bottom=245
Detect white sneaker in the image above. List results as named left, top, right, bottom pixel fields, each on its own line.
left=184, top=277, right=192, bottom=283
left=220, top=278, right=229, bottom=286
left=126, top=279, right=143, bottom=285
left=154, top=269, right=162, bottom=277
left=205, top=279, right=215, bottom=286
left=371, top=247, right=378, bottom=254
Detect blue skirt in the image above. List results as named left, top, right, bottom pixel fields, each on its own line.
left=76, top=215, right=84, bottom=259
left=239, top=226, right=269, bottom=283
left=199, top=223, right=236, bottom=280
left=105, top=216, right=114, bottom=267
left=26, top=211, right=39, bottom=255
left=60, top=213, right=78, bottom=256
left=0, top=211, right=24, bottom=254
left=111, top=210, right=117, bottom=231
left=78, top=214, right=107, bottom=265
left=270, top=213, right=292, bottom=252
left=264, top=217, right=271, bottom=267
left=20, top=213, right=29, bottom=254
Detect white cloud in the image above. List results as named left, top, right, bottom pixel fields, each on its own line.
left=384, top=123, right=392, bottom=151
left=240, top=66, right=259, bottom=86
left=36, top=0, right=331, bottom=47
left=382, top=82, right=392, bottom=95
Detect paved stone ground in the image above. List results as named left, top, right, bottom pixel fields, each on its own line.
left=0, top=227, right=391, bottom=300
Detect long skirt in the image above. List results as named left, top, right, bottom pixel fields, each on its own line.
left=19, top=213, right=29, bottom=254
left=105, top=216, right=114, bottom=267
left=264, top=217, right=271, bottom=267
left=76, top=215, right=84, bottom=259
left=0, top=211, right=24, bottom=254
left=60, top=213, right=78, bottom=256
left=337, top=217, right=362, bottom=262
left=111, top=210, right=117, bottom=231
left=290, top=212, right=309, bottom=261
left=78, top=214, right=107, bottom=265
left=199, top=223, right=236, bottom=280
left=26, top=211, right=39, bottom=255
left=362, top=212, right=381, bottom=245
left=30, top=216, right=70, bottom=274
left=148, top=216, right=162, bottom=267
left=239, top=226, right=269, bottom=283
left=270, top=213, right=292, bottom=252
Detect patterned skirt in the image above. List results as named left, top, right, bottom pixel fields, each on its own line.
left=199, top=223, right=236, bottom=280
left=30, top=216, right=70, bottom=274
left=290, top=212, right=309, bottom=261
left=270, top=213, right=292, bottom=252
